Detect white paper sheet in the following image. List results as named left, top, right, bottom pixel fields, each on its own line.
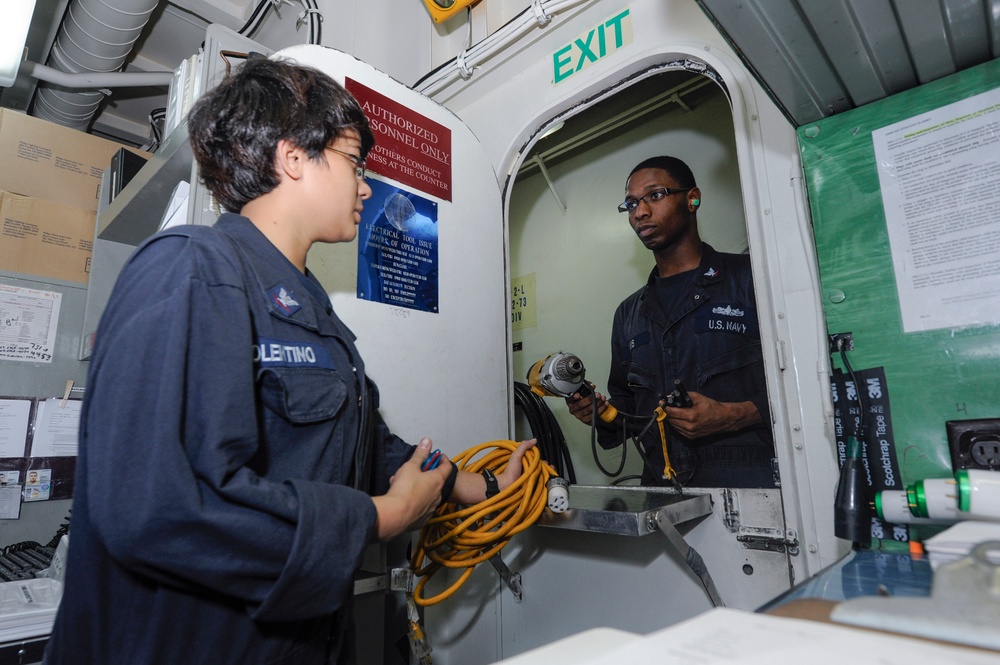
left=29, top=399, right=81, bottom=458
left=872, top=86, right=1000, bottom=333
left=158, top=180, right=190, bottom=231
left=0, top=285, right=62, bottom=363
left=0, top=399, right=31, bottom=458
left=501, top=608, right=1000, bottom=664
left=0, top=486, right=21, bottom=520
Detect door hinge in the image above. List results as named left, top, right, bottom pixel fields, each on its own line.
left=737, top=526, right=799, bottom=555
left=721, top=488, right=740, bottom=533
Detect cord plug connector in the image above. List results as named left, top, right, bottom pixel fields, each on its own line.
left=546, top=477, right=570, bottom=513
left=664, top=379, right=693, bottom=408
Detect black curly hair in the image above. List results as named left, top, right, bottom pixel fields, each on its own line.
left=626, top=156, right=697, bottom=189
left=188, top=56, right=375, bottom=213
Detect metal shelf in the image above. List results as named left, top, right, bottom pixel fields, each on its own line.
left=79, top=120, right=199, bottom=360
left=537, top=485, right=722, bottom=606
left=537, top=485, right=713, bottom=537
left=96, top=119, right=196, bottom=244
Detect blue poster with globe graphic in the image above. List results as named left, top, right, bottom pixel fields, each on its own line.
left=357, top=179, right=439, bottom=313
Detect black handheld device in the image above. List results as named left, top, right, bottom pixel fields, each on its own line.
left=665, top=379, right=693, bottom=408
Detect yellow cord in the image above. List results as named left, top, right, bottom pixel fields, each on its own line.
left=654, top=406, right=677, bottom=480
left=409, top=440, right=556, bottom=607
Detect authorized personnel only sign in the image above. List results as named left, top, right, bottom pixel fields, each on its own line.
left=346, top=78, right=453, bottom=202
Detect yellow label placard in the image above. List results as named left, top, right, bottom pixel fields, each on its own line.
left=511, top=274, right=537, bottom=330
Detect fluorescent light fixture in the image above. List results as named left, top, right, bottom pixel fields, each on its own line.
left=540, top=121, right=565, bottom=139
left=0, top=0, right=37, bottom=88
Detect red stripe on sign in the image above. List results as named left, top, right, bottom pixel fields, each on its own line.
left=346, top=78, right=453, bottom=202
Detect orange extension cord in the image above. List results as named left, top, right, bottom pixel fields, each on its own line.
left=408, top=440, right=557, bottom=607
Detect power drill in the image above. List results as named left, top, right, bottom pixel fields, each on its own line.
left=526, top=351, right=617, bottom=423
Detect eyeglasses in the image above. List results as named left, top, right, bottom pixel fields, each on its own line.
left=617, top=187, right=690, bottom=213
left=325, top=147, right=367, bottom=180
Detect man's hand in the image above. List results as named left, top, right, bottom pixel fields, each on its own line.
left=566, top=390, right=611, bottom=426
left=662, top=391, right=761, bottom=438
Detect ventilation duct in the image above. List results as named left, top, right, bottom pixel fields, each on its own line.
left=33, top=0, right=159, bottom=131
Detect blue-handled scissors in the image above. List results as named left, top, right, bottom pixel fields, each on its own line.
left=421, top=449, right=443, bottom=471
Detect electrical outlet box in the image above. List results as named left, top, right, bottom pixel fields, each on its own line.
left=946, top=418, right=1000, bottom=471
left=828, top=332, right=854, bottom=354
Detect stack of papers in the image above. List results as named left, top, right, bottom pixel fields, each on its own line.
left=499, top=608, right=1000, bottom=664
left=158, top=180, right=191, bottom=231
left=0, top=577, right=62, bottom=642
left=924, top=520, right=1000, bottom=570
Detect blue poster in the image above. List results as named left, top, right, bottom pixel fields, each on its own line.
left=357, top=180, right=439, bottom=313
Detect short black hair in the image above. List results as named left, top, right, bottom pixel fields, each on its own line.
left=188, top=56, right=375, bottom=213
left=627, top=156, right=697, bottom=189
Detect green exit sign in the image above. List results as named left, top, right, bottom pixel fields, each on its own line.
left=552, top=8, right=633, bottom=85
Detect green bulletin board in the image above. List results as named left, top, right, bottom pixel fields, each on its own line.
left=798, top=59, right=1000, bottom=507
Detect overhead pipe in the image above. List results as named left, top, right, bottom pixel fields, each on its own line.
left=33, top=0, right=160, bottom=131
left=21, top=60, right=171, bottom=88
left=517, top=77, right=713, bottom=179
left=532, top=155, right=567, bottom=214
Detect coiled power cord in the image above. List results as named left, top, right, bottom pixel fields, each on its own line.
left=409, top=440, right=557, bottom=607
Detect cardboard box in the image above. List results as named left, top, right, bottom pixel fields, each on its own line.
left=0, top=109, right=148, bottom=213
left=0, top=191, right=96, bottom=284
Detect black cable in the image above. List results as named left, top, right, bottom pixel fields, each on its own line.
left=411, top=2, right=537, bottom=88
left=300, top=0, right=321, bottom=45
left=833, top=339, right=874, bottom=545
left=239, top=0, right=321, bottom=42
left=0, top=511, right=69, bottom=558
left=310, top=0, right=322, bottom=45
left=239, top=0, right=274, bottom=36
left=513, top=382, right=576, bottom=483
left=513, top=379, right=679, bottom=486
left=148, top=107, right=165, bottom=149
left=2, top=541, right=41, bottom=555
left=586, top=396, right=679, bottom=486
left=238, top=0, right=321, bottom=48
left=600, top=402, right=691, bottom=489
left=611, top=474, right=642, bottom=486
left=839, top=342, right=868, bottom=439
left=45, top=510, right=71, bottom=549
left=590, top=407, right=627, bottom=477
left=513, top=382, right=575, bottom=481
left=627, top=410, right=681, bottom=487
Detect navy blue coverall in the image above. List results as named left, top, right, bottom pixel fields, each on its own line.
left=45, top=214, right=413, bottom=664
left=598, top=244, right=776, bottom=488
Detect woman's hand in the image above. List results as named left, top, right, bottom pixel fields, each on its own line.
left=496, top=438, right=536, bottom=491
left=371, top=438, right=448, bottom=541
left=447, top=439, right=537, bottom=504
